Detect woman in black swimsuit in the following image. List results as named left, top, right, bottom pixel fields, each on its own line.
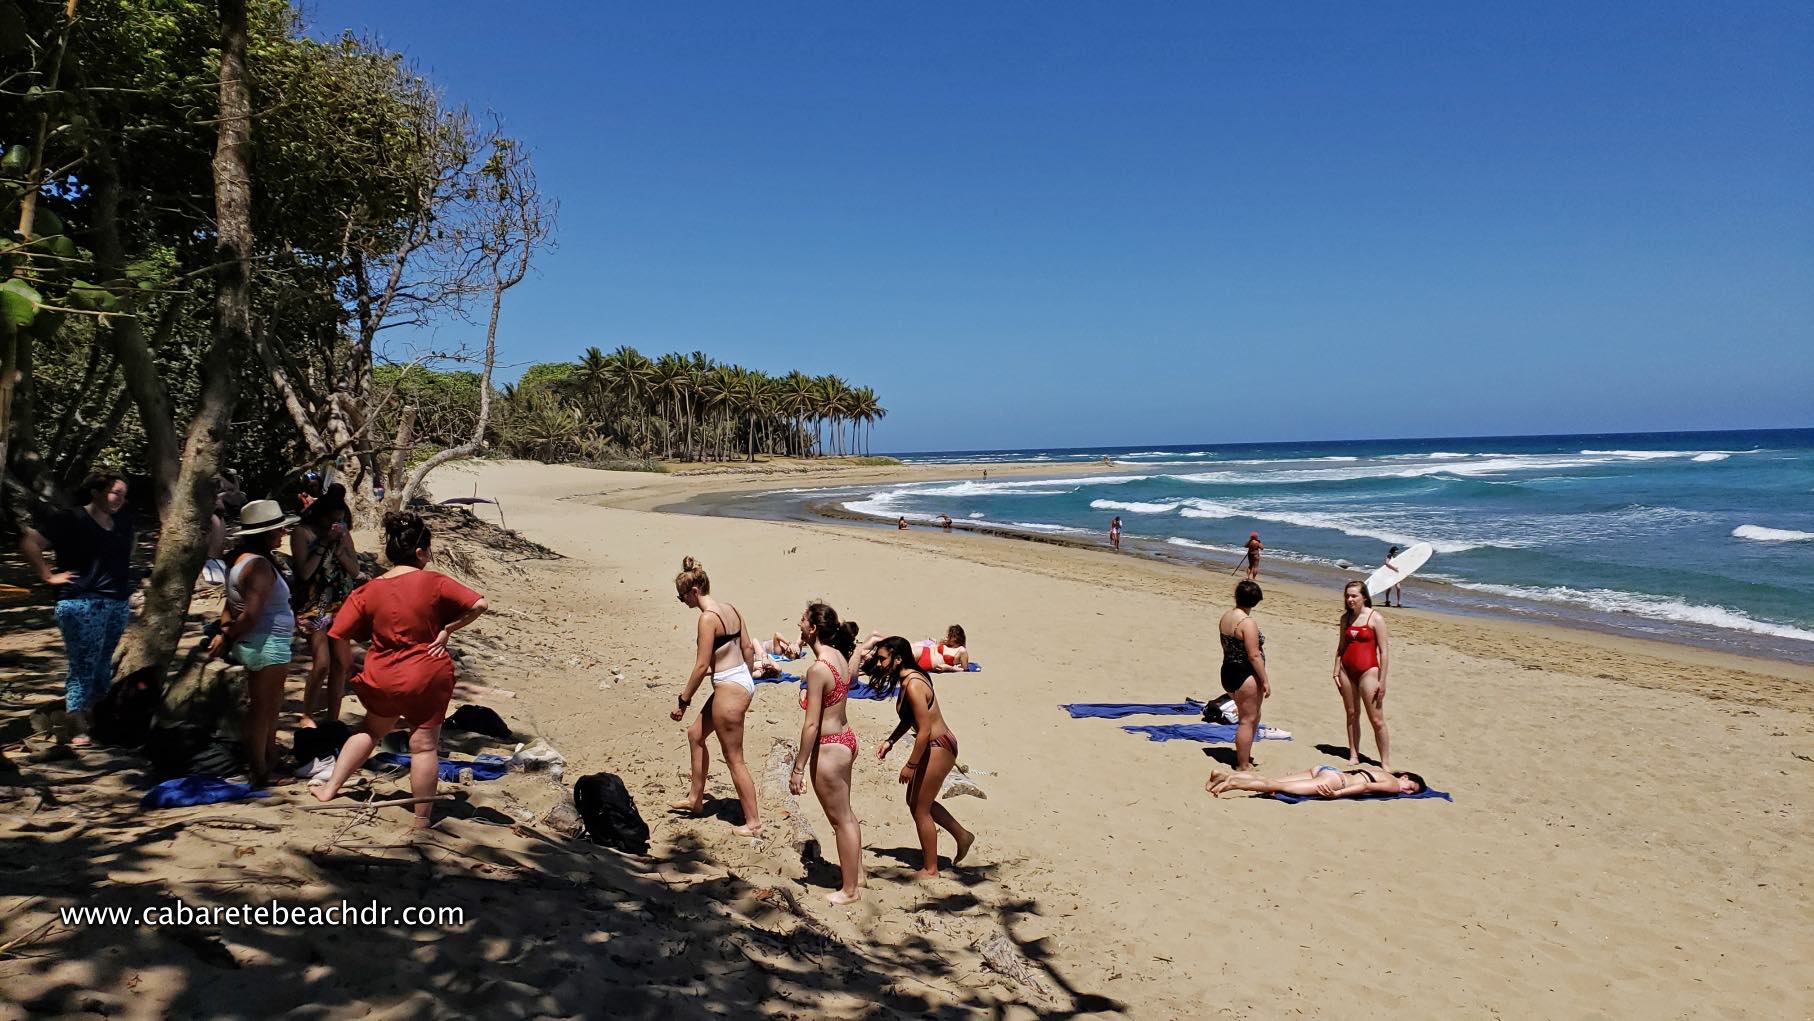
left=871, top=636, right=977, bottom=879
left=1218, top=579, right=1271, bottom=770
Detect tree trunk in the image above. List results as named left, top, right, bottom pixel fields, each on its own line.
left=398, top=261, right=504, bottom=507
left=92, top=167, right=183, bottom=509
left=114, top=0, right=252, bottom=682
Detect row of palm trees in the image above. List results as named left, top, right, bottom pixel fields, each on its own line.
left=532, top=346, right=887, bottom=462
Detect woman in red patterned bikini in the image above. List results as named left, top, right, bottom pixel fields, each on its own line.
left=873, top=636, right=977, bottom=879
left=788, top=602, right=863, bottom=904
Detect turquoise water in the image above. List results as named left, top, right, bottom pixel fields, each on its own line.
left=807, top=429, right=1813, bottom=660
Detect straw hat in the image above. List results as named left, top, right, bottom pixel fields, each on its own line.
left=232, top=499, right=299, bottom=537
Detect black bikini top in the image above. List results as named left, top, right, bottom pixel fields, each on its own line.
left=708, top=608, right=742, bottom=650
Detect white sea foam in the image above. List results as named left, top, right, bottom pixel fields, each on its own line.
left=1448, top=581, right=1814, bottom=643
left=1693, top=452, right=1729, bottom=462
left=1733, top=524, right=1814, bottom=543
left=967, top=511, right=986, bottom=519
left=1165, top=536, right=1242, bottom=555
left=1089, top=498, right=1181, bottom=514
left=1004, top=521, right=1082, bottom=534
left=1175, top=499, right=1486, bottom=552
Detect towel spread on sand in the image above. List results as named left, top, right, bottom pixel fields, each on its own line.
left=966, top=662, right=981, bottom=672
left=141, top=776, right=270, bottom=809
left=1271, top=787, right=1453, bottom=804
left=755, top=672, right=803, bottom=686
left=372, top=752, right=510, bottom=782
left=1060, top=700, right=1205, bottom=719
left=1120, top=722, right=1291, bottom=743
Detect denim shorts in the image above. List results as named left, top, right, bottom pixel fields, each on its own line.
left=233, top=631, right=294, bottom=671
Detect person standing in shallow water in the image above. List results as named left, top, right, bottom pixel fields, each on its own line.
left=668, top=557, right=763, bottom=836
left=18, top=473, right=135, bottom=745
left=1109, top=515, right=1122, bottom=551
left=1243, top=532, right=1263, bottom=580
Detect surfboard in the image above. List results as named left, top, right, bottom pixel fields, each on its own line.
left=1366, top=542, right=1432, bottom=597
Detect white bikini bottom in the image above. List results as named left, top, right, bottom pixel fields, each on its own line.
left=711, top=661, right=756, bottom=696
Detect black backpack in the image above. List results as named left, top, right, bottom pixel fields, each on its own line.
left=89, top=665, right=165, bottom=748
left=572, top=772, right=649, bottom=854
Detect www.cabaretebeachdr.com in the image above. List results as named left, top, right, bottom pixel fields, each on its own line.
left=60, top=900, right=464, bottom=928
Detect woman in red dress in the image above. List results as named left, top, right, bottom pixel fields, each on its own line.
left=312, top=512, right=488, bottom=828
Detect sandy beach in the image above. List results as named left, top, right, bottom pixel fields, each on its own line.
left=3, top=457, right=1811, bottom=1018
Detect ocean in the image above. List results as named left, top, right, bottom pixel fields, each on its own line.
left=759, top=429, right=1814, bottom=662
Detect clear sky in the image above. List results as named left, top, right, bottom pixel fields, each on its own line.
left=305, top=2, right=1812, bottom=452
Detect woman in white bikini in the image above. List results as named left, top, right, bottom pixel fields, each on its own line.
left=668, top=556, right=762, bottom=835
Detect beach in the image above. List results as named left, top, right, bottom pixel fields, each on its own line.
left=3, top=457, right=1811, bottom=1018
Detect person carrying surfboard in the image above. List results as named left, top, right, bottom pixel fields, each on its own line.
left=1382, top=545, right=1404, bottom=607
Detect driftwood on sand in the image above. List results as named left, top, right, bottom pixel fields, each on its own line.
left=759, top=739, right=822, bottom=871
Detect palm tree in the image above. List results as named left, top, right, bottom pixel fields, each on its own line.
left=604, top=345, right=654, bottom=455
left=652, top=352, right=687, bottom=459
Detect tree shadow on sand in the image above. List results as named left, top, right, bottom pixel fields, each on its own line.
left=1, top=699, right=1127, bottom=1018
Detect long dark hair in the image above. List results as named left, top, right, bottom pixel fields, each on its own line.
left=864, top=636, right=920, bottom=697
left=803, top=602, right=857, bottom=659
left=300, top=483, right=349, bottom=529
left=1394, top=771, right=1426, bottom=795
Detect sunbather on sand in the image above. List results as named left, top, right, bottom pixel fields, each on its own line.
left=751, top=633, right=800, bottom=678
left=1205, top=764, right=1425, bottom=799
left=855, top=625, right=970, bottom=676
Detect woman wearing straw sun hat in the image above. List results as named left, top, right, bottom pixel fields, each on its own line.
left=207, top=498, right=299, bottom=785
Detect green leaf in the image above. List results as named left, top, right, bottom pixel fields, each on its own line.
left=0, top=144, right=26, bottom=174
left=0, top=277, right=40, bottom=327
left=68, top=279, right=119, bottom=312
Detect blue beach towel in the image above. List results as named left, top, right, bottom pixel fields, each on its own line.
left=966, top=662, right=981, bottom=672
left=372, top=752, right=510, bottom=782
left=141, top=776, right=270, bottom=809
left=755, top=671, right=803, bottom=686
left=1120, top=722, right=1291, bottom=743
left=1272, top=787, right=1453, bottom=804
left=1061, top=699, right=1205, bottom=720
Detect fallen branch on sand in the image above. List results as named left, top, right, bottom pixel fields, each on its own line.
left=760, top=739, right=822, bottom=870
left=300, top=795, right=452, bottom=813
left=973, top=930, right=1054, bottom=1001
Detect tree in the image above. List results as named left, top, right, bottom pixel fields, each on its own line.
left=114, top=0, right=254, bottom=678
left=396, top=133, right=553, bottom=507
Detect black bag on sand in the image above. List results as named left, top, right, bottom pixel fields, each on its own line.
left=291, top=719, right=352, bottom=764
left=89, top=665, right=164, bottom=748
left=573, top=772, right=649, bottom=854
left=144, top=722, right=244, bottom=780
left=446, top=704, right=511, bottom=740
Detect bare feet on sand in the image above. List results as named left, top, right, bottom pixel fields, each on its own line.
left=732, top=822, right=764, bottom=837
left=953, top=830, right=976, bottom=865
left=667, top=798, right=703, bottom=814
left=910, top=869, right=939, bottom=880
left=826, top=890, right=860, bottom=905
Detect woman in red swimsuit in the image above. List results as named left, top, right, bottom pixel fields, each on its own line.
left=313, top=512, right=488, bottom=829
left=1332, top=580, right=1393, bottom=770
left=873, top=636, right=977, bottom=879
left=787, top=603, right=863, bottom=904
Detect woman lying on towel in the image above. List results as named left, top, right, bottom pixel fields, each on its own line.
left=856, top=626, right=970, bottom=675
left=751, top=633, right=802, bottom=678
left=1205, top=764, right=1426, bottom=799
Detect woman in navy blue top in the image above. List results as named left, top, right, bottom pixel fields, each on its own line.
left=19, top=473, right=136, bottom=745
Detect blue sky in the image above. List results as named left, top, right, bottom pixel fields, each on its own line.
left=305, top=2, right=1812, bottom=452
